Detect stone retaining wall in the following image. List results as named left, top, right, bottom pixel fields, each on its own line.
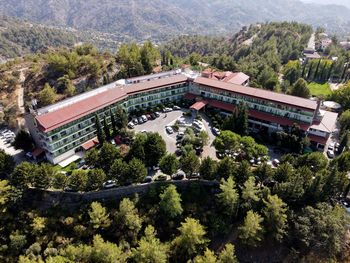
left=25, top=180, right=219, bottom=211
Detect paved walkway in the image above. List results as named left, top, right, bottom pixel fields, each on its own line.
left=307, top=33, right=315, bottom=50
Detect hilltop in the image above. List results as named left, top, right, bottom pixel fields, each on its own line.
left=0, top=0, right=350, bottom=41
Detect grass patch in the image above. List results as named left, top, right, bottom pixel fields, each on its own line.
left=308, top=82, right=332, bottom=97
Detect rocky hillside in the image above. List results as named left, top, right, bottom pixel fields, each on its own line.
left=0, top=0, right=350, bottom=41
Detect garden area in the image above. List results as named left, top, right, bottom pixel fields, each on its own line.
left=308, top=82, right=332, bottom=97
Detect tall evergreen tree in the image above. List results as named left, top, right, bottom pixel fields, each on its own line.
left=103, top=116, right=111, bottom=140
left=313, top=59, right=321, bottom=81
left=110, top=109, right=117, bottom=137
left=327, top=62, right=334, bottom=80
left=95, top=114, right=106, bottom=144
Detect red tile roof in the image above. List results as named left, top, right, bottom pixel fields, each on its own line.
left=206, top=99, right=310, bottom=131
left=224, top=72, right=250, bottom=85
left=82, top=137, right=99, bottom=151
left=36, top=75, right=188, bottom=132
left=194, top=77, right=317, bottom=111
left=307, top=134, right=328, bottom=145
left=36, top=88, right=128, bottom=132
left=125, top=75, right=188, bottom=95
left=190, top=100, right=208, bottom=111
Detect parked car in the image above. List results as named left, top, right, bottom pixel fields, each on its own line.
left=341, top=200, right=350, bottom=213
left=175, top=149, right=182, bottom=156
left=328, top=142, right=335, bottom=151
left=103, top=180, right=117, bottom=189
left=141, top=115, right=148, bottom=122
left=172, top=170, right=186, bottom=180
left=327, top=149, right=335, bottom=159
left=188, top=173, right=200, bottom=179
left=272, top=159, right=280, bottom=166
left=146, top=114, right=152, bottom=120
left=155, top=174, right=167, bottom=181
left=25, top=152, right=33, bottom=159
left=128, top=122, right=135, bottom=129
left=212, top=127, right=220, bottom=136
left=173, top=105, right=181, bottom=110
left=166, top=126, right=174, bottom=134
left=150, top=113, right=156, bottom=120
left=163, top=107, right=172, bottom=113
left=137, top=117, right=144, bottom=124
left=155, top=112, right=160, bottom=117
left=142, top=176, right=153, bottom=183
left=177, top=132, right=184, bottom=139
left=132, top=118, right=139, bottom=125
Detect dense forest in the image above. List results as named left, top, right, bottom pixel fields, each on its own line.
left=0, top=124, right=350, bottom=262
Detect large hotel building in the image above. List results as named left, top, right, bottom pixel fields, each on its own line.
left=26, top=70, right=338, bottom=164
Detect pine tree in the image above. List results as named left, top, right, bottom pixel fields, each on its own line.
left=95, top=114, right=106, bottom=144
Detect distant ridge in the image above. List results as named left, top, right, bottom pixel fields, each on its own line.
left=0, top=0, right=349, bottom=41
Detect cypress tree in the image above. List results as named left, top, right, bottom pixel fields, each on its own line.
left=341, top=63, right=349, bottom=82
left=95, top=114, right=106, bottom=144
left=313, top=59, right=321, bottom=81
left=306, top=62, right=313, bottom=80
left=301, top=62, right=307, bottom=78
left=103, top=116, right=111, bottom=140
left=110, top=109, right=117, bottom=137
left=319, top=62, right=326, bottom=82
left=327, top=62, right=334, bottom=81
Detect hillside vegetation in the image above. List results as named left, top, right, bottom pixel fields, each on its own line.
left=0, top=16, right=77, bottom=59
left=0, top=0, right=350, bottom=40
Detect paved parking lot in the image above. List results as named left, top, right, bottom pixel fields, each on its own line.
left=133, top=110, right=218, bottom=159
left=0, top=131, right=25, bottom=164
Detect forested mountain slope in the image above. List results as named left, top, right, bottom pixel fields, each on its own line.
left=0, top=16, right=76, bottom=59
left=0, top=0, right=349, bottom=40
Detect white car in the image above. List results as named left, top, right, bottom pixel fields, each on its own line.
left=212, top=127, right=220, bottom=136
left=103, top=180, right=116, bottom=189
left=272, top=159, right=280, bottom=166
left=173, top=106, right=181, bottom=110
left=166, top=126, right=174, bottom=134
left=128, top=122, right=135, bottom=129
left=327, top=149, right=335, bottom=159
left=141, top=115, right=148, bottom=122
left=328, top=142, right=335, bottom=151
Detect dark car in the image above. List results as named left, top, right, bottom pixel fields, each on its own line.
left=137, top=117, right=144, bottom=124
left=143, top=176, right=153, bottom=183
left=175, top=149, right=182, bottom=156
left=146, top=114, right=152, bottom=120
left=150, top=113, right=156, bottom=120
left=172, top=170, right=186, bottom=180
left=188, top=173, right=201, bottom=179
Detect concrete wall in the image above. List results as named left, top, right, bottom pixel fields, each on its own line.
left=25, top=180, right=220, bottom=211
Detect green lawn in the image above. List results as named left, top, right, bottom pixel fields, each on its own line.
left=308, top=82, right=332, bottom=97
